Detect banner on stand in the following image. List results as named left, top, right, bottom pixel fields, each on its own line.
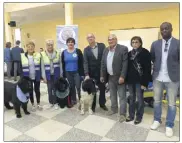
left=56, top=25, right=78, bottom=52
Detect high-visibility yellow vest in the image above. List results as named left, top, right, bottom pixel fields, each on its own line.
left=21, top=52, right=41, bottom=81
left=41, top=50, right=60, bottom=80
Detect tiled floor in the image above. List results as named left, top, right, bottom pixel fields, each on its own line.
left=4, top=83, right=180, bottom=142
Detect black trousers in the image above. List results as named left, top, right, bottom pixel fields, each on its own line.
left=29, top=79, right=40, bottom=105
left=92, top=79, right=106, bottom=110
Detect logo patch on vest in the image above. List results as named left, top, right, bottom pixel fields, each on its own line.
left=73, top=53, right=77, bottom=58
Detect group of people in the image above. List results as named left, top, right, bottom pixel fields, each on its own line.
left=4, top=22, right=179, bottom=138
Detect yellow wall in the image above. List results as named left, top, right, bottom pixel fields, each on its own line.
left=21, top=6, right=179, bottom=52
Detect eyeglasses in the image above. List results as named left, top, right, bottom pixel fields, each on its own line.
left=164, top=43, right=168, bottom=52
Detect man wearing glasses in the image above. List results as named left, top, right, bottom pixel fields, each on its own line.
left=150, top=22, right=180, bottom=137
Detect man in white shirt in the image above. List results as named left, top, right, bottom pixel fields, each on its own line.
left=150, top=22, right=180, bottom=137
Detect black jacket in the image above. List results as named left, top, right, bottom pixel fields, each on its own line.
left=61, top=48, right=84, bottom=78
left=83, top=43, right=106, bottom=82
left=126, top=47, right=151, bottom=87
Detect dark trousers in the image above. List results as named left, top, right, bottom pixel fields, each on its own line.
left=29, top=79, right=41, bottom=105
left=13, top=61, right=21, bottom=78
left=92, top=80, right=106, bottom=110
left=47, top=75, right=57, bottom=104
left=128, top=84, right=144, bottom=120
left=66, top=71, right=81, bottom=103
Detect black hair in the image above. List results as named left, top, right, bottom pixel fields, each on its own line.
left=66, top=37, right=75, bottom=44
left=160, top=22, right=172, bottom=29
left=16, top=40, right=21, bottom=45
left=82, top=79, right=96, bottom=95
left=17, top=76, right=32, bottom=94
left=55, top=77, right=69, bottom=92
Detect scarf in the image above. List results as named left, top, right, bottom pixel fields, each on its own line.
left=130, top=47, right=142, bottom=60
left=46, top=50, right=57, bottom=61
left=46, top=50, right=57, bottom=74
left=130, top=47, right=143, bottom=77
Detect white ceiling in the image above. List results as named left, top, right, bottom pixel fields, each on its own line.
left=9, top=3, right=179, bottom=25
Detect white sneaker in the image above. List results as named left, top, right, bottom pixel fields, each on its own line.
left=32, top=105, right=36, bottom=112
left=80, top=109, right=84, bottom=115
left=150, top=121, right=161, bottom=130
left=89, top=108, right=93, bottom=115
left=37, top=105, right=43, bottom=111
left=45, top=104, right=54, bottom=109
left=165, top=127, right=173, bottom=137
left=54, top=104, right=59, bottom=110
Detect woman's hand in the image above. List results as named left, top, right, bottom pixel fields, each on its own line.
left=141, top=85, right=146, bottom=90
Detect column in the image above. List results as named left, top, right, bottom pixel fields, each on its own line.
left=4, top=12, right=13, bottom=44
left=64, top=3, right=73, bottom=25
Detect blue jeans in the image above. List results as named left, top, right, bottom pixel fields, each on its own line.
left=128, top=84, right=144, bottom=120
left=153, top=80, right=179, bottom=128
left=66, top=71, right=81, bottom=104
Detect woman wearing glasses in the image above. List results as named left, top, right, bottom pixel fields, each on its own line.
left=125, top=36, right=151, bottom=125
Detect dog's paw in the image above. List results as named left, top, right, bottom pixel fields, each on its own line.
left=80, top=110, right=84, bottom=115
left=16, top=114, right=22, bottom=118
left=25, top=111, right=30, bottom=115
left=89, top=109, right=93, bottom=115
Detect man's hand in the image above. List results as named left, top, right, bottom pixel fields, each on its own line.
left=100, top=77, right=104, bottom=83
left=141, top=85, right=146, bottom=90
left=43, top=79, right=47, bottom=83
left=118, top=77, right=124, bottom=84
left=84, top=75, right=90, bottom=81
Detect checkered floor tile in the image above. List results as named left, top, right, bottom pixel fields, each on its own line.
left=4, top=83, right=180, bottom=141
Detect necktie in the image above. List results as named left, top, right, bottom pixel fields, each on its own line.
left=164, top=42, right=168, bottom=52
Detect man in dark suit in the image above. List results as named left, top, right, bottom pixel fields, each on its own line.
left=150, top=22, right=180, bottom=137
left=83, top=33, right=108, bottom=112
left=11, top=40, right=24, bottom=81
left=100, top=34, right=128, bottom=123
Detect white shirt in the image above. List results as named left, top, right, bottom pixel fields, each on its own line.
left=28, top=55, right=35, bottom=80
left=156, top=37, right=172, bottom=82
left=107, top=46, right=116, bottom=75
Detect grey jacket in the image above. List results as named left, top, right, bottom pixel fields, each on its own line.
left=150, top=37, right=180, bottom=82
left=11, top=46, right=24, bottom=62
left=101, top=44, right=128, bottom=82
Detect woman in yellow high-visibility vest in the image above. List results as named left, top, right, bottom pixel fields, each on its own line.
left=41, top=40, right=67, bottom=109
left=21, top=41, right=42, bottom=112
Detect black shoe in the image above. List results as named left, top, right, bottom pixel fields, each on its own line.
left=92, top=108, right=95, bottom=113
left=126, top=116, right=134, bottom=122
left=24, top=111, right=30, bottom=115
left=16, top=114, right=22, bottom=118
left=100, top=105, right=108, bottom=111
left=67, top=104, right=73, bottom=108
left=134, top=120, right=142, bottom=125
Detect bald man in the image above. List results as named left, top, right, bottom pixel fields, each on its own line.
left=100, top=34, right=128, bottom=123
left=83, top=33, right=108, bottom=112
left=150, top=22, right=180, bottom=137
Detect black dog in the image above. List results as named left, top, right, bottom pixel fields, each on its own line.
left=54, top=77, right=72, bottom=109
left=4, top=77, right=32, bottom=118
